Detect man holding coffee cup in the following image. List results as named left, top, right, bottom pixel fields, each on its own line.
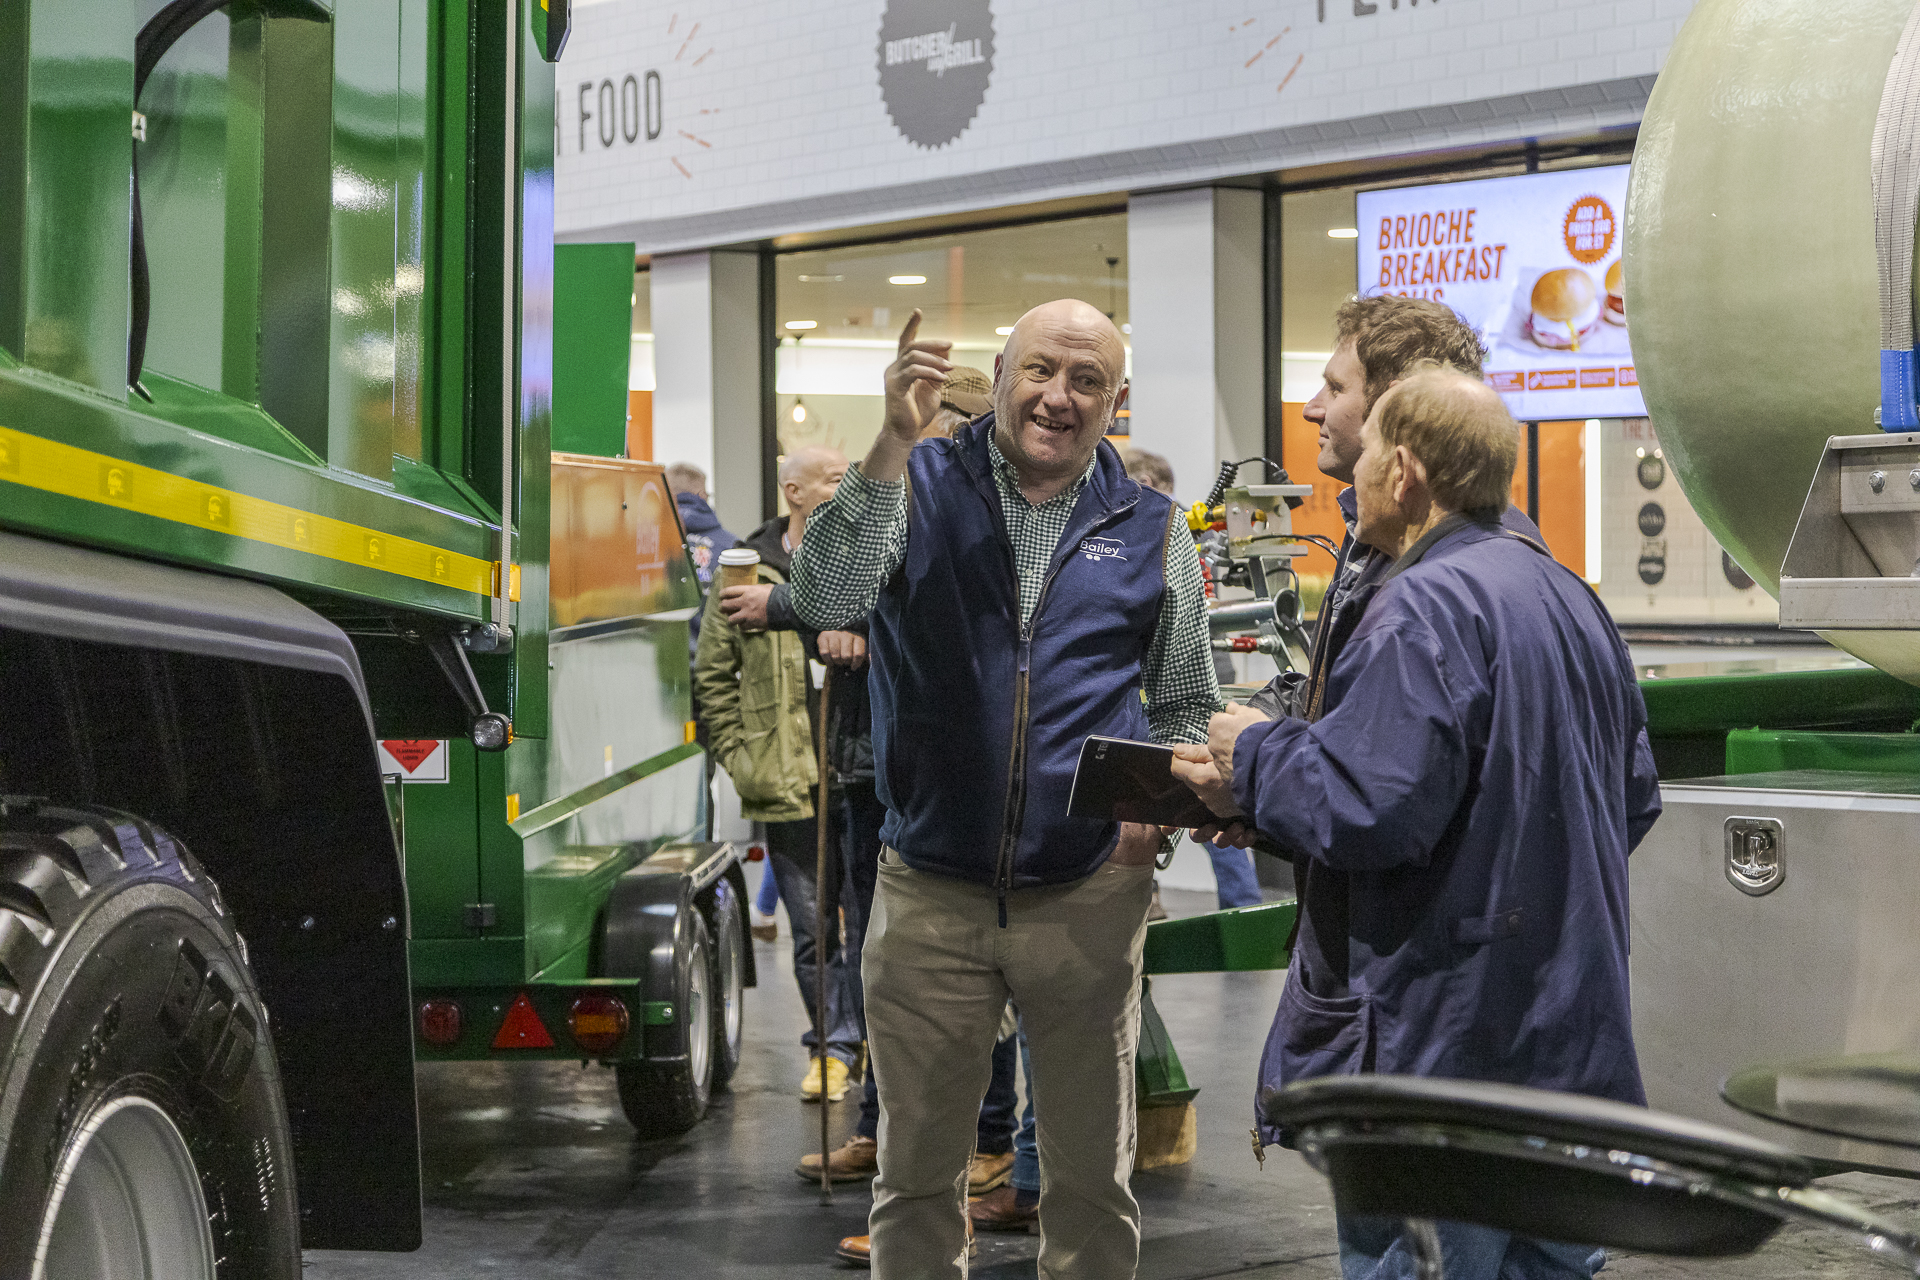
left=694, top=445, right=867, bottom=1101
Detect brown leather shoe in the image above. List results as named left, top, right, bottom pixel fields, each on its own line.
left=835, top=1230, right=977, bottom=1267
left=968, top=1184, right=1039, bottom=1233
left=796, top=1135, right=879, bottom=1183
left=967, top=1149, right=1014, bottom=1194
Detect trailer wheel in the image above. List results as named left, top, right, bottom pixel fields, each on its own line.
left=615, top=908, right=713, bottom=1138
left=707, top=877, right=745, bottom=1090
left=0, top=801, right=299, bottom=1280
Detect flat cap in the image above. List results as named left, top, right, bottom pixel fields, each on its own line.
left=939, top=366, right=992, bottom=418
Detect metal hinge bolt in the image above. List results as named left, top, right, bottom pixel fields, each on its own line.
left=1870, top=470, right=1888, bottom=493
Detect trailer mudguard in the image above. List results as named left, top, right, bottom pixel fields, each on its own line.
left=600, top=842, right=746, bottom=1062
left=0, top=530, right=421, bottom=1250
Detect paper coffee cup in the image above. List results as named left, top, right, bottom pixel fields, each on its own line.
left=717, top=547, right=760, bottom=590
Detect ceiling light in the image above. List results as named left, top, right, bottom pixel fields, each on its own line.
left=995, top=326, right=1014, bottom=336
left=784, top=320, right=817, bottom=330
left=791, top=400, right=808, bottom=423
left=1327, top=228, right=1360, bottom=239
left=1121, top=323, right=1132, bottom=335
left=797, top=274, right=844, bottom=283
left=889, top=275, right=927, bottom=285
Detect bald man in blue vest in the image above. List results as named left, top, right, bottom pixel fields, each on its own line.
left=791, top=303, right=1222, bottom=1279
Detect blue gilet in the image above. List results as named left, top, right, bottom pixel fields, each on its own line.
left=867, top=417, right=1176, bottom=906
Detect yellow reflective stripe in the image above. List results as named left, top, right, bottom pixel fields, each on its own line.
left=0, top=424, right=498, bottom=595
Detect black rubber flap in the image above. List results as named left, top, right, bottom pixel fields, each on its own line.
left=1267, top=1076, right=1813, bottom=1258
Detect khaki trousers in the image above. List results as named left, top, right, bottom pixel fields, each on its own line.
left=864, top=848, right=1154, bottom=1279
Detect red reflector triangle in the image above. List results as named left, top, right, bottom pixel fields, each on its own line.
left=492, top=993, right=555, bottom=1049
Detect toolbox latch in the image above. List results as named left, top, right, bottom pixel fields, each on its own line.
left=1724, top=817, right=1786, bottom=896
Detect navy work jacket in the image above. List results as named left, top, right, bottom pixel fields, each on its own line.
left=868, top=417, right=1175, bottom=892
left=1235, top=515, right=1660, bottom=1144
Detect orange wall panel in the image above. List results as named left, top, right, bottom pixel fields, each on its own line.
left=1534, top=419, right=1586, bottom=579
left=626, top=390, right=653, bottom=461
left=1277, top=401, right=1355, bottom=594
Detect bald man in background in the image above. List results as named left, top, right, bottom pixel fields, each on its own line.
left=697, top=446, right=869, bottom=1100
left=791, top=304, right=1221, bottom=1279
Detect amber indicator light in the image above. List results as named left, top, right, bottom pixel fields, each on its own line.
left=568, top=993, right=631, bottom=1055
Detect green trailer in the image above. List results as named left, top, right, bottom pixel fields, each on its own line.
left=0, top=2, right=746, bottom=1275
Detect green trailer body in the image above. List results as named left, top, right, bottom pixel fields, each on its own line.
left=0, top=1, right=741, bottom=1268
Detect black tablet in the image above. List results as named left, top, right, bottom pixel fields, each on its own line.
left=1065, top=735, right=1219, bottom=828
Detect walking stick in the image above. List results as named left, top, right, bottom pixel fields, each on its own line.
left=814, top=661, right=836, bottom=1206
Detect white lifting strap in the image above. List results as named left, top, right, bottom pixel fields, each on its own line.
left=1872, top=0, right=1920, bottom=429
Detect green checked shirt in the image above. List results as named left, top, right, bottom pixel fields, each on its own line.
left=789, top=434, right=1223, bottom=744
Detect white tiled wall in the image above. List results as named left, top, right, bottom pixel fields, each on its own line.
left=557, top=0, right=1695, bottom=252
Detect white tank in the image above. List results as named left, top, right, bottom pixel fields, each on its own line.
left=1625, top=0, right=1911, bottom=598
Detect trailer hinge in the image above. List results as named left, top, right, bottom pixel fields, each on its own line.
left=463, top=903, right=497, bottom=931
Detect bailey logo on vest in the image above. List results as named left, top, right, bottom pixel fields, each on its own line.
left=1079, top=536, right=1127, bottom=563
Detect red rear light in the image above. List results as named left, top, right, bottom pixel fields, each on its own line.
left=568, top=994, right=630, bottom=1055
left=419, top=999, right=462, bottom=1046
left=745, top=842, right=766, bottom=862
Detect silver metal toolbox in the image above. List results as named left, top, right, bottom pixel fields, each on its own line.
left=1631, top=770, right=1920, bottom=1173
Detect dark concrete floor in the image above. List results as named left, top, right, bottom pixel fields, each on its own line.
left=306, top=888, right=1918, bottom=1278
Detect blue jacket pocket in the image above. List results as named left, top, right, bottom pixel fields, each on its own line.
left=1451, top=907, right=1525, bottom=946
left=1257, top=963, right=1372, bottom=1146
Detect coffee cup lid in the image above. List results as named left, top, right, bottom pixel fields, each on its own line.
left=718, top=548, right=761, bottom=565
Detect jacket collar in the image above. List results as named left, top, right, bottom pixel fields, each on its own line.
left=1380, top=509, right=1504, bottom=583
left=675, top=490, right=722, bottom=533
left=743, top=516, right=793, bottom=574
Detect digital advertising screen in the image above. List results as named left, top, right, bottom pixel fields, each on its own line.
left=1355, top=164, right=1644, bottom=422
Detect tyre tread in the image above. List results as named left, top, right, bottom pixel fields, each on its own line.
left=0, top=807, right=205, bottom=1065
left=0, top=882, right=55, bottom=937
left=0, top=802, right=298, bottom=1278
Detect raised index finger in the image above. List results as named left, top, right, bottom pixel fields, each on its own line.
left=896, top=308, right=923, bottom=356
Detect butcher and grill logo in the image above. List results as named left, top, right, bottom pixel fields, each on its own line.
left=877, top=0, right=994, bottom=150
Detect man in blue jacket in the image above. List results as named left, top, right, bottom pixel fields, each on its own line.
left=1176, top=366, right=1660, bottom=1280
left=791, top=302, right=1221, bottom=1279
left=668, top=461, right=738, bottom=649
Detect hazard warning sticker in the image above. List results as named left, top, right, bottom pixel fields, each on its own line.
left=377, top=739, right=449, bottom=783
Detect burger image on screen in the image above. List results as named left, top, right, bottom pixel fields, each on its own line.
left=1603, top=259, right=1626, bottom=326
left=1525, top=268, right=1603, bottom=351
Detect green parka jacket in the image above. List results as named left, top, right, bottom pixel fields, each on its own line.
left=693, top=557, right=817, bottom=822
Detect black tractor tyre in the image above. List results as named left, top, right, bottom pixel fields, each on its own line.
left=616, top=908, right=713, bottom=1138
left=707, top=877, right=746, bottom=1091
left=0, top=799, right=300, bottom=1280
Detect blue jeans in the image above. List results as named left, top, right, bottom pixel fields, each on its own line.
left=978, top=1019, right=1041, bottom=1189
left=1011, top=1024, right=1038, bottom=1194
left=978, top=1032, right=1020, bottom=1154
left=765, top=817, right=862, bottom=1067
left=1337, top=1215, right=1604, bottom=1280
left=1207, top=841, right=1263, bottom=909
left=755, top=855, right=780, bottom=915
